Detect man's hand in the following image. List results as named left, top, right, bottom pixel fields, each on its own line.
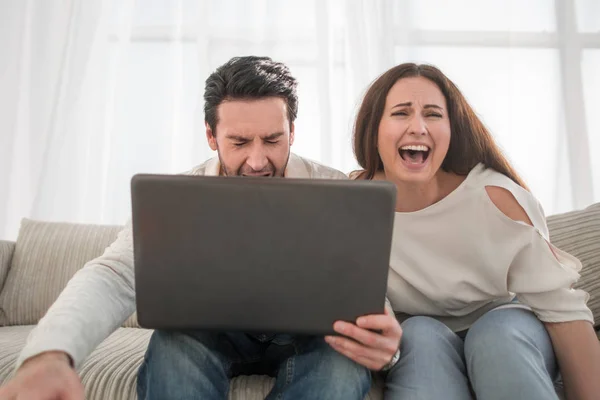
left=326, top=307, right=402, bottom=370
left=0, top=351, right=84, bottom=400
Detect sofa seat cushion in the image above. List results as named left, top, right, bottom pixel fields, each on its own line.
left=0, top=326, right=384, bottom=400
left=0, top=326, right=151, bottom=399
left=0, top=325, right=31, bottom=382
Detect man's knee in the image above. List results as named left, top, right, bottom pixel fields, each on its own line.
left=303, top=340, right=371, bottom=396
left=139, top=331, right=230, bottom=399
left=145, top=330, right=221, bottom=372
left=147, top=330, right=196, bottom=357
left=326, top=346, right=370, bottom=380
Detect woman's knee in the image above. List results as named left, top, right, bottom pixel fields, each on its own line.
left=386, top=317, right=470, bottom=400
left=401, top=316, right=462, bottom=351
left=464, top=309, right=558, bottom=399
left=464, top=309, right=555, bottom=371
left=466, top=309, right=549, bottom=351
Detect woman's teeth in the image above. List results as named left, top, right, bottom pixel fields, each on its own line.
left=399, top=144, right=430, bottom=164
left=400, top=144, right=429, bottom=151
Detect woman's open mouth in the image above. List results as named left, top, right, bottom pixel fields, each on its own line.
left=399, top=144, right=430, bottom=166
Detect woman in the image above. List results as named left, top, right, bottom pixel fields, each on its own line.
left=325, top=63, right=599, bottom=399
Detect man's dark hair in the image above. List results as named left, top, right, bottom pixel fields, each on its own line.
left=204, top=56, right=298, bottom=135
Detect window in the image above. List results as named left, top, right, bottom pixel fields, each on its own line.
left=105, top=0, right=599, bottom=221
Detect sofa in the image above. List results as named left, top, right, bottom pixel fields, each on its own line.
left=0, top=203, right=599, bottom=400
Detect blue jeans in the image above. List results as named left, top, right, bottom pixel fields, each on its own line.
left=137, top=331, right=371, bottom=400
left=385, top=308, right=559, bottom=400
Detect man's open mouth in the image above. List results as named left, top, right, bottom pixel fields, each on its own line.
left=242, top=173, right=273, bottom=177
left=399, top=144, right=430, bottom=165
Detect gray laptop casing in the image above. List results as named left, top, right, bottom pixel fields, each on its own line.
left=131, top=174, right=396, bottom=335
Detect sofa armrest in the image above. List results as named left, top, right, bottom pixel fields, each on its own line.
left=0, top=240, right=16, bottom=294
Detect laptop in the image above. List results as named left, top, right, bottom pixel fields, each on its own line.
left=131, top=174, right=396, bottom=335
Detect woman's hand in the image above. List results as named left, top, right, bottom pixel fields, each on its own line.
left=545, top=320, right=600, bottom=400
left=325, top=307, right=402, bottom=370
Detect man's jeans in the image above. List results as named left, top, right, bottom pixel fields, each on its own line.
left=385, top=308, right=559, bottom=400
left=137, top=331, right=371, bottom=400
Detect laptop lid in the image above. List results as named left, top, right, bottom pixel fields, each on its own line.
left=131, top=174, right=396, bottom=335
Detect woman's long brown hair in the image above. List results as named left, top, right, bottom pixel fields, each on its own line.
left=352, top=63, right=527, bottom=189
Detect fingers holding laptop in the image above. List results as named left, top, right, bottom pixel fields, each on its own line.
left=326, top=307, right=402, bottom=371
left=0, top=351, right=84, bottom=400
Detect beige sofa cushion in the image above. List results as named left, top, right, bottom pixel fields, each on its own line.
left=0, top=219, right=137, bottom=327
left=547, top=203, right=600, bottom=327
left=0, top=326, right=150, bottom=399
left=0, top=241, right=15, bottom=294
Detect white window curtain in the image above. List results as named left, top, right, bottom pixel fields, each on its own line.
left=1, top=0, right=599, bottom=240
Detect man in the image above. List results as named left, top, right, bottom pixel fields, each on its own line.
left=0, top=56, right=371, bottom=399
